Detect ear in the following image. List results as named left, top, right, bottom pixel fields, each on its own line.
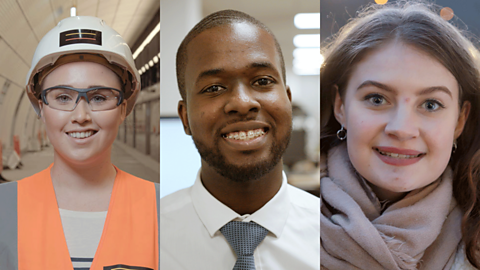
left=178, top=100, right=191, bottom=135
left=119, top=101, right=127, bottom=122
left=454, top=101, right=471, bottom=139
left=333, top=85, right=346, bottom=126
left=286, top=85, right=292, bottom=103
left=38, top=100, right=45, bottom=123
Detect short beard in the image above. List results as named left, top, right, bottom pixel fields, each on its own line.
left=192, top=127, right=291, bottom=182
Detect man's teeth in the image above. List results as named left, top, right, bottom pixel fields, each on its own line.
left=377, top=149, right=421, bottom=159
left=225, top=129, right=265, bottom=140
left=68, top=131, right=94, bottom=139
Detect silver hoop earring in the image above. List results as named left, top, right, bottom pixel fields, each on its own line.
left=337, top=125, right=347, bottom=141
left=453, top=141, right=457, bottom=153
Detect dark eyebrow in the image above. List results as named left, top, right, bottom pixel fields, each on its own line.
left=249, top=61, right=275, bottom=70
left=357, top=80, right=452, bottom=98
left=196, top=68, right=224, bottom=84
left=417, top=86, right=452, bottom=98
left=357, top=80, right=395, bottom=93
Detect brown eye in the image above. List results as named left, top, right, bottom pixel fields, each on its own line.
left=254, top=78, right=273, bottom=86
left=204, top=85, right=225, bottom=93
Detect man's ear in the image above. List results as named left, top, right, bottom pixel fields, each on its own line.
left=455, top=101, right=471, bottom=139
left=333, top=85, right=346, bottom=126
left=286, top=85, right=292, bottom=103
left=178, top=100, right=191, bottom=135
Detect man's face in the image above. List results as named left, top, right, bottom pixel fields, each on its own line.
left=179, top=22, right=292, bottom=182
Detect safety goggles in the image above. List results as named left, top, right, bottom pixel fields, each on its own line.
left=41, top=86, right=124, bottom=111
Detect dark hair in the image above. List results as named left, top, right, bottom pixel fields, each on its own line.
left=321, top=1, right=480, bottom=266
left=176, top=9, right=286, bottom=101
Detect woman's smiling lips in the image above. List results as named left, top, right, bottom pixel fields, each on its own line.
left=65, top=129, right=98, bottom=143
left=373, top=146, right=426, bottom=166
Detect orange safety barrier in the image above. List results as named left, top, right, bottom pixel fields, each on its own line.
left=13, top=135, right=20, bottom=158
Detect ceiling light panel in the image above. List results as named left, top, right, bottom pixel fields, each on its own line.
left=294, top=13, right=320, bottom=29
left=293, top=34, right=320, bottom=48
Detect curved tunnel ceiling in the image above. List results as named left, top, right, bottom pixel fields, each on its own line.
left=0, top=0, right=159, bottom=155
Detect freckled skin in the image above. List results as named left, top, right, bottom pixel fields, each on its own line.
left=178, top=23, right=292, bottom=214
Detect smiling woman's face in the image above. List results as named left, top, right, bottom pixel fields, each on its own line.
left=40, top=61, right=126, bottom=165
left=334, top=41, right=470, bottom=201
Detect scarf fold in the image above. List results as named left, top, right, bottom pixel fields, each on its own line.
left=321, top=144, right=462, bottom=270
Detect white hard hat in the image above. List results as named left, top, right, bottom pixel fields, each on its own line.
left=26, top=16, right=140, bottom=116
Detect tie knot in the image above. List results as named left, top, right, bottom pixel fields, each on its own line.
left=220, top=221, right=268, bottom=256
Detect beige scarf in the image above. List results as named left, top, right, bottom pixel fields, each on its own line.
left=321, top=143, right=463, bottom=270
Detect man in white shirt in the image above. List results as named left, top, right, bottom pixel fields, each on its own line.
left=160, top=9, right=320, bottom=270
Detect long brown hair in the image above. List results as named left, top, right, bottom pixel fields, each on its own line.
left=321, top=1, right=480, bottom=266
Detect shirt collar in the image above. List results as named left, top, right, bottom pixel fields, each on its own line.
left=191, top=169, right=291, bottom=238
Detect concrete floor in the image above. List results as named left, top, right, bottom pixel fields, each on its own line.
left=2, top=140, right=159, bottom=183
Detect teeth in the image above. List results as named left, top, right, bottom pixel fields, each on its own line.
left=377, top=149, right=421, bottom=159
left=225, top=128, right=265, bottom=141
left=68, top=131, right=94, bottom=139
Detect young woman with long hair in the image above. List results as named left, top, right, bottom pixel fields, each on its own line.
left=321, top=1, right=480, bottom=269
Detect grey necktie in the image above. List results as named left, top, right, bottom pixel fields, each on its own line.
left=220, top=221, right=269, bottom=270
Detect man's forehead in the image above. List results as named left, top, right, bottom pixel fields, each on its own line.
left=184, top=22, right=281, bottom=80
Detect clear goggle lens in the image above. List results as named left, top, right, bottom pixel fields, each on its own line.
left=42, top=86, right=124, bottom=111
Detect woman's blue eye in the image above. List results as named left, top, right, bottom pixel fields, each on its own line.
left=91, top=95, right=107, bottom=103
left=56, top=95, right=73, bottom=103
left=365, top=94, right=386, bottom=106
left=422, top=99, right=444, bottom=111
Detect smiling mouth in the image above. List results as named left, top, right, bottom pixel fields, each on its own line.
left=374, top=147, right=425, bottom=159
left=221, top=128, right=268, bottom=141
left=67, top=130, right=97, bottom=139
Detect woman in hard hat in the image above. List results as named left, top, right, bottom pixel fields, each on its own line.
left=0, top=16, right=158, bottom=269
left=321, top=1, right=480, bottom=269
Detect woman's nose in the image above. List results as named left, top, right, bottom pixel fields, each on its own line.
left=384, top=105, right=419, bottom=141
left=70, top=98, right=92, bottom=123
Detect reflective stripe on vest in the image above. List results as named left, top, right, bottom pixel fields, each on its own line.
left=0, top=165, right=159, bottom=269
left=0, top=181, right=18, bottom=269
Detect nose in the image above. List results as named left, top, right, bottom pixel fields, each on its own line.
left=70, top=98, right=92, bottom=123
left=384, top=105, right=419, bottom=141
left=224, top=83, right=260, bottom=116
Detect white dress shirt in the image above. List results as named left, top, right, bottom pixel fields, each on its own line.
left=160, top=170, right=320, bottom=270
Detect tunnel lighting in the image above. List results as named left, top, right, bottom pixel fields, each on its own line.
left=133, top=23, right=160, bottom=60
left=141, top=66, right=146, bottom=73
left=139, top=70, right=143, bottom=75
left=158, top=52, right=161, bottom=58
left=149, top=60, right=154, bottom=67
left=70, top=6, right=76, bottom=17
left=153, top=56, right=159, bottom=63
left=144, top=64, right=149, bottom=71
left=293, top=48, right=320, bottom=76
left=293, top=34, right=320, bottom=48
left=294, top=13, right=320, bottom=29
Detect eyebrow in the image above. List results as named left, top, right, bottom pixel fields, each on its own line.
left=195, top=68, right=225, bottom=84
left=357, top=80, right=453, bottom=98
left=249, top=61, right=276, bottom=70
left=195, top=61, right=279, bottom=85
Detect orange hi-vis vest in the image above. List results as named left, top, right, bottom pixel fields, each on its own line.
left=0, top=165, right=159, bottom=270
